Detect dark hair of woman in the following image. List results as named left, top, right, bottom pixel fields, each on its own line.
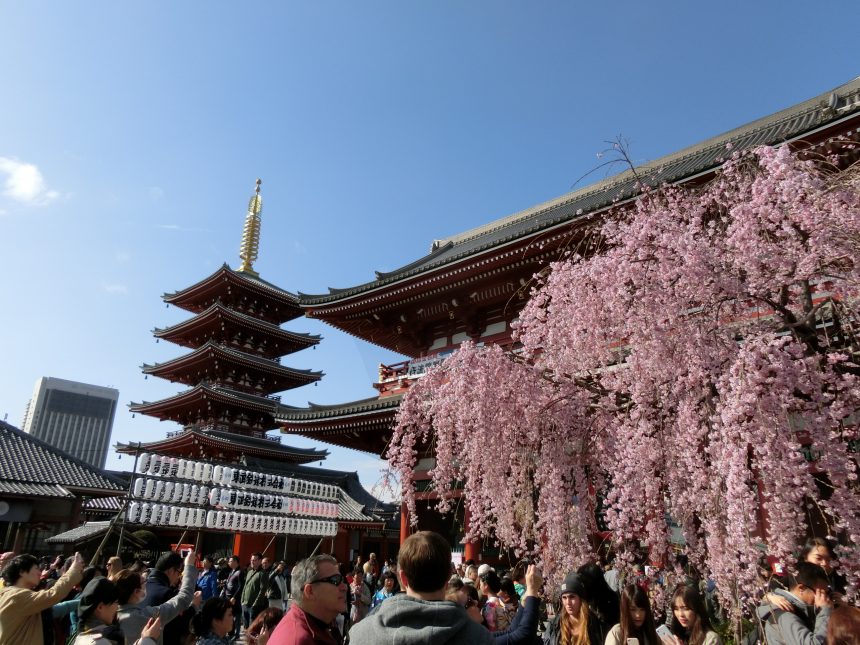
left=480, top=570, right=502, bottom=594
left=619, top=584, right=660, bottom=645
left=247, top=606, right=284, bottom=638
left=799, top=537, right=834, bottom=562
left=79, top=566, right=102, bottom=591
left=577, top=562, right=620, bottom=627
left=191, top=597, right=231, bottom=636
left=827, top=604, right=860, bottom=645
left=114, top=569, right=144, bottom=605
left=669, top=585, right=711, bottom=645
left=500, top=576, right=519, bottom=604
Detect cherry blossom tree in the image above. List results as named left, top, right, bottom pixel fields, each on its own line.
left=387, top=145, right=860, bottom=619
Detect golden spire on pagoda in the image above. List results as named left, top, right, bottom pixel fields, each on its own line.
left=237, top=178, right=263, bottom=276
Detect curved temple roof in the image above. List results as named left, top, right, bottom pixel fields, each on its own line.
left=153, top=302, right=321, bottom=354
left=116, top=427, right=329, bottom=463
left=299, top=76, right=860, bottom=307
left=165, top=264, right=303, bottom=323
left=142, top=339, right=323, bottom=390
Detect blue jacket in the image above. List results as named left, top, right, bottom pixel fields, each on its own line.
left=198, top=569, right=219, bottom=601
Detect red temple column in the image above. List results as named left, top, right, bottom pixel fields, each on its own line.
left=399, top=502, right=410, bottom=544
left=463, top=508, right=480, bottom=562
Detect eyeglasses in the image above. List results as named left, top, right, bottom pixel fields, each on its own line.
left=310, top=574, right=344, bottom=587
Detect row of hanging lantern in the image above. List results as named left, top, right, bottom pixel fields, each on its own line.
left=135, top=453, right=339, bottom=500
left=131, top=477, right=339, bottom=519
left=132, top=478, right=210, bottom=506
left=204, top=511, right=337, bottom=536
left=127, top=502, right=207, bottom=528
left=208, top=488, right=339, bottom=517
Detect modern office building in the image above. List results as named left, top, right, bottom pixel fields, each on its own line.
left=22, top=377, right=119, bottom=469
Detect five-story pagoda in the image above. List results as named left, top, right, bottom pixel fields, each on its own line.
left=130, top=180, right=326, bottom=459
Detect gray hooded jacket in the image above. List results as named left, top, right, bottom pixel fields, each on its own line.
left=755, top=588, right=831, bottom=645
left=118, top=563, right=198, bottom=645
left=348, top=594, right=495, bottom=645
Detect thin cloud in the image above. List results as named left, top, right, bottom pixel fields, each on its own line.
left=157, top=223, right=212, bottom=232
left=0, top=157, right=59, bottom=206
left=149, top=186, right=164, bottom=200
left=102, top=283, right=128, bottom=295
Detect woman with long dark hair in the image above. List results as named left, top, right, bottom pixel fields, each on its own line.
left=668, top=585, right=721, bottom=645
left=190, top=597, right=233, bottom=645
left=605, top=584, right=660, bottom=645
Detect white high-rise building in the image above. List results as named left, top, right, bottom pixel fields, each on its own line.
left=21, top=377, right=119, bottom=469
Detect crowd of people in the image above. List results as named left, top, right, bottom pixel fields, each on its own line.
left=0, top=533, right=855, bottom=645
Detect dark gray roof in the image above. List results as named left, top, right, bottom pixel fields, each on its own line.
left=277, top=395, right=402, bottom=422
left=299, top=76, right=860, bottom=306
left=46, top=521, right=112, bottom=544
left=0, top=420, right=125, bottom=495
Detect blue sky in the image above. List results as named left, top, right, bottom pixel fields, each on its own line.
left=1, top=1, right=858, bottom=496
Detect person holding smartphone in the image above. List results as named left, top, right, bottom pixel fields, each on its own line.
left=116, top=549, right=201, bottom=645
left=605, top=584, right=660, bottom=645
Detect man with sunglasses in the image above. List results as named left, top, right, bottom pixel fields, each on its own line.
left=269, top=554, right=346, bottom=645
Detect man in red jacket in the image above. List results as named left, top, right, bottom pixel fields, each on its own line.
left=269, top=555, right=346, bottom=645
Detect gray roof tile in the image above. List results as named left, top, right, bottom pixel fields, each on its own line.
left=0, top=420, right=125, bottom=494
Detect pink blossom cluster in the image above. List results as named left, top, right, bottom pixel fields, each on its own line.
left=387, top=146, right=860, bottom=618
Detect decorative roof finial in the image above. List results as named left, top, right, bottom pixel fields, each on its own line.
left=238, top=178, right=263, bottom=276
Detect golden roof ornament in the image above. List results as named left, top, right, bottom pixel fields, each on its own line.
left=237, top=178, right=263, bottom=276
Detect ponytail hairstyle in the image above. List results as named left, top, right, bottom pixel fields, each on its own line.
left=619, top=583, right=659, bottom=645
left=669, top=585, right=711, bottom=645
left=191, top=597, right=231, bottom=636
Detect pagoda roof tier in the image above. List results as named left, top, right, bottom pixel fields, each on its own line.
left=116, top=427, right=328, bottom=463
left=130, top=384, right=284, bottom=434
left=298, top=78, right=860, bottom=349
left=142, top=340, right=323, bottom=393
left=164, top=264, right=303, bottom=324
left=153, top=302, right=321, bottom=358
left=277, top=395, right=401, bottom=456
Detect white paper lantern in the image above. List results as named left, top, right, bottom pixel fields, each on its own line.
left=148, top=455, right=161, bottom=476
left=162, top=482, right=174, bottom=502
left=202, top=463, right=213, bottom=483
left=171, top=484, right=183, bottom=504
left=153, top=480, right=164, bottom=501
left=133, top=478, right=144, bottom=498
left=127, top=502, right=140, bottom=522
left=139, top=503, right=151, bottom=524
left=137, top=453, right=151, bottom=474
left=206, top=510, right=217, bottom=528
left=199, top=486, right=209, bottom=505
left=193, top=462, right=205, bottom=481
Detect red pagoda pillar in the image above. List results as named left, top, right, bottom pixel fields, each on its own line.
left=399, top=502, right=410, bottom=544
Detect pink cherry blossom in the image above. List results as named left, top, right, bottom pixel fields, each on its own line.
left=387, top=145, right=860, bottom=621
